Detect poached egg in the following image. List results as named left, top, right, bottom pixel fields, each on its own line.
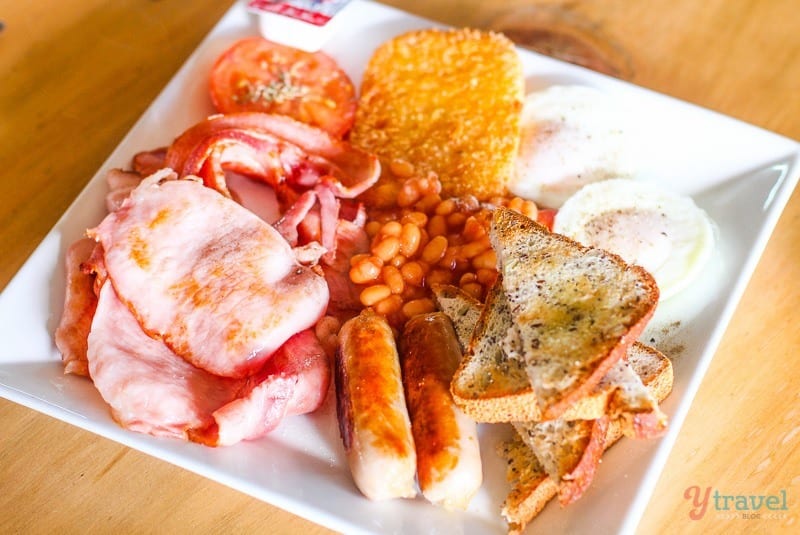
left=509, top=85, right=636, bottom=208
left=553, top=178, right=715, bottom=301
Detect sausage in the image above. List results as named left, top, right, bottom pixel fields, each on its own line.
left=335, top=309, right=417, bottom=500
left=400, top=312, right=483, bottom=510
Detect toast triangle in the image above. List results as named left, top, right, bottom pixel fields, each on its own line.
left=490, top=208, right=659, bottom=419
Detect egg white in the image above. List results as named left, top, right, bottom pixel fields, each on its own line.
left=510, top=85, right=636, bottom=208
left=554, top=178, right=715, bottom=301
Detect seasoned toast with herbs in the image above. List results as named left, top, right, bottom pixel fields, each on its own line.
left=439, top=282, right=670, bottom=429
left=498, top=363, right=672, bottom=534
left=430, top=283, right=483, bottom=350
left=512, top=416, right=610, bottom=507
left=490, top=208, right=660, bottom=420
left=433, top=209, right=670, bottom=531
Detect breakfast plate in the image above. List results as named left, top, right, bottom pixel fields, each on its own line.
left=1, top=1, right=799, bottom=533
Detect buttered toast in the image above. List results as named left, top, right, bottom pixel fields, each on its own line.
left=437, top=283, right=671, bottom=427
left=498, top=403, right=668, bottom=535
left=490, top=208, right=660, bottom=420
left=430, top=283, right=483, bottom=350
left=498, top=357, right=672, bottom=533
left=430, top=208, right=671, bottom=532
left=433, top=260, right=673, bottom=533
left=513, top=416, right=609, bottom=507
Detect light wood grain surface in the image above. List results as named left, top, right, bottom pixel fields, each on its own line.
left=1, top=1, right=798, bottom=533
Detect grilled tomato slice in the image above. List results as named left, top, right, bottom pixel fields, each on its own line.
left=209, top=37, right=356, bottom=137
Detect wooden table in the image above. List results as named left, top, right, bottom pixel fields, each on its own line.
left=1, top=1, right=798, bottom=533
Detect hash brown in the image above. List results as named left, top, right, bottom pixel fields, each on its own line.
left=350, top=28, right=524, bottom=201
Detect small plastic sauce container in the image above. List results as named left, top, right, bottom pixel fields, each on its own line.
left=247, top=0, right=354, bottom=52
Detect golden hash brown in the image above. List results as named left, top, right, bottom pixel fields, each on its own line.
left=350, top=28, right=524, bottom=201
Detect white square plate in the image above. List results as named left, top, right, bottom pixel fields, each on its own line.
left=1, top=1, right=798, bottom=533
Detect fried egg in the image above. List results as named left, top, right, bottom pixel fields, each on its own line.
left=509, top=85, right=636, bottom=208
left=553, top=178, right=715, bottom=301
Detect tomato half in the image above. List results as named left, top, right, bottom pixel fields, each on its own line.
left=209, top=37, right=357, bottom=138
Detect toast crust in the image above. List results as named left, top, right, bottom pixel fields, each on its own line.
left=451, top=342, right=671, bottom=422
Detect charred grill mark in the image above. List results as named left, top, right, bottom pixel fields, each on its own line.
left=334, top=346, right=354, bottom=451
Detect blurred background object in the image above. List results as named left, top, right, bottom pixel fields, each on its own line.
left=488, top=3, right=633, bottom=79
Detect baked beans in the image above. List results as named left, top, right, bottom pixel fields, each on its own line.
left=360, top=284, right=392, bottom=307
left=346, top=162, right=541, bottom=327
